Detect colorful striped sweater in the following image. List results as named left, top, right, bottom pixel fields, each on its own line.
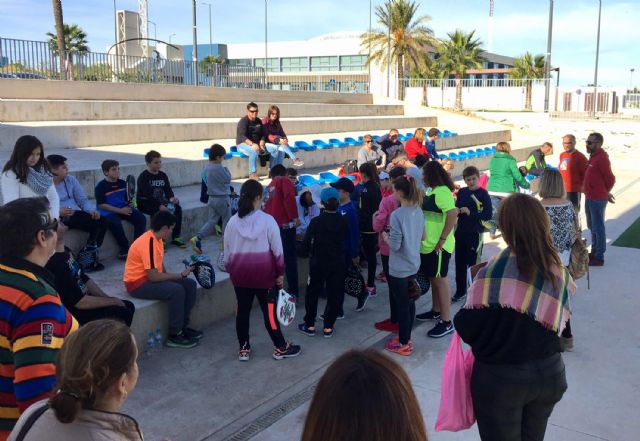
left=0, top=257, right=78, bottom=440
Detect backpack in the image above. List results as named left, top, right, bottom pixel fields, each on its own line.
left=344, top=264, right=366, bottom=298
left=568, top=213, right=589, bottom=280
left=339, top=159, right=358, bottom=175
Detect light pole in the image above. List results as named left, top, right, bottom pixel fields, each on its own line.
left=544, top=0, right=554, bottom=112
left=148, top=20, right=157, bottom=42
left=592, top=0, right=602, bottom=117
left=192, top=0, right=198, bottom=86
left=631, top=68, right=635, bottom=90
left=113, top=0, right=119, bottom=75
left=264, top=0, right=268, bottom=74
left=368, top=0, right=371, bottom=93
left=201, top=2, right=213, bottom=58
left=169, top=33, right=176, bottom=43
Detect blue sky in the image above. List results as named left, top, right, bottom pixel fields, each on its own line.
left=0, top=0, right=637, bottom=87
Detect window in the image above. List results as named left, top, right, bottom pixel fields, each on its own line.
left=281, top=57, right=309, bottom=72
left=310, top=56, right=339, bottom=71
left=339, top=55, right=367, bottom=71
left=228, top=58, right=252, bottom=67
left=254, top=58, right=280, bottom=72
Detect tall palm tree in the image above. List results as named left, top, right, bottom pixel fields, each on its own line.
left=510, top=52, right=545, bottom=110
left=436, top=30, right=485, bottom=110
left=46, top=23, right=89, bottom=77
left=361, top=0, right=436, bottom=100
left=51, top=0, right=66, bottom=79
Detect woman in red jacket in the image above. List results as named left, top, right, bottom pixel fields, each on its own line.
left=404, top=128, right=429, bottom=161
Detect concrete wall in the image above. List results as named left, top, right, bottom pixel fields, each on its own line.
left=0, top=78, right=373, bottom=104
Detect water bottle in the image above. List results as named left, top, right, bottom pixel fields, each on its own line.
left=146, top=332, right=156, bottom=355
left=154, top=328, right=163, bottom=349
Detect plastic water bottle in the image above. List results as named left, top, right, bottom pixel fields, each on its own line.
left=154, top=328, right=163, bottom=349
left=146, top=332, right=156, bottom=355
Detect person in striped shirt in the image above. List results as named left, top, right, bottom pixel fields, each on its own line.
left=0, top=197, right=78, bottom=439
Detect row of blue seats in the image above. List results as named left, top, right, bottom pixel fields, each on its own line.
left=440, top=146, right=497, bottom=161
left=202, top=130, right=459, bottom=159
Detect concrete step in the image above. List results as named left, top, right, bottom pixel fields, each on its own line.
left=0, top=115, right=437, bottom=150
left=0, top=100, right=405, bottom=122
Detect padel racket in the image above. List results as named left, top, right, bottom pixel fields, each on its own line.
left=125, top=174, right=136, bottom=207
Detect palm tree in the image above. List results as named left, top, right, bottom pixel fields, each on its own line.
left=436, top=30, right=485, bottom=110
left=51, top=0, right=66, bottom=79
left=46, top=23, right=89, bottom=78
left=510, top=52, right=545, bottom=110
left=361, top=0, right=436, bottom=100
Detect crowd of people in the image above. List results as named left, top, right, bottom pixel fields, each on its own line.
left=0, top=106, right=616, bottom=439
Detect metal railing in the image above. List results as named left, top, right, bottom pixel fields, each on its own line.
left=404, top=78, right=548, bottom=89
left=622, top=93, right=640, bottom=109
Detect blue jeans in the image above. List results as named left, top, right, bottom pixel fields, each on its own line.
left=488, top=195, right=503, bottom=233
left=236, top=142, right=283, bottom=174
left=274, top=143, right=297, bottom=161
left=104, top=209, right=147, bottom=253
left=585, top=198, right=607, bottom=260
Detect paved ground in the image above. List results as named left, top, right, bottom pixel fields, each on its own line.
left=122, top=112, right=640, bottom=441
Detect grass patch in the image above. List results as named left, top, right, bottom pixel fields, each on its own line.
left=612, top=215, right=640, bottom=249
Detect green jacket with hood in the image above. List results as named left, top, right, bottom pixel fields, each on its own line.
left=487, top=151, right=530, bottom=193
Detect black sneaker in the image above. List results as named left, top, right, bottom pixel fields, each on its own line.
left=273, top=342, right=301, bottom=360
left=416, top=310, right=441, bottom=321
left=183, top=327, right=203, bottom=340
left=297, top=323, right=316, bottom=337
left=452, top=292, right=467, bottom=303
left=356, top=291, right=369, bottom=312
left=427, top=320, right=454, bottom=338
left=166, top=332, right=198, bottom=348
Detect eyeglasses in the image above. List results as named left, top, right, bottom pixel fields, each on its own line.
left=365, top=140, right=373, bottom=144
left=248, top=109, right=258, bottom=114
left=42, top=217, right=58, bottom=233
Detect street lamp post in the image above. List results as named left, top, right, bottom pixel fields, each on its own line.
left=264, top=0, right=268, bottom=76
left=113, top=0, right=119, bottom=76
left=631, top=68, right=635, bottom=90
left=201, top=2, right=213, bottom=58
left=192, top=0, right=198, bottom=86
left=169, top=33, right=176, bottom=43
left=544, top=0, right=554, bottom=112
left=592, top=0, right=602, bottom=117
left=148, top=20, right=157, bottom=42
left=368, top=0, right=371, bottom=94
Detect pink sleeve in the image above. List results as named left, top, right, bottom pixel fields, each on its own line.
left=373, top=197, right=392, bottom=233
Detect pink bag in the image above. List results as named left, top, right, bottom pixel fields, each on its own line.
left=435, top=331, right=476, bottom=432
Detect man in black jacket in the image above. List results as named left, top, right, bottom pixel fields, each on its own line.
left=235, top=102, right=283, bottom=180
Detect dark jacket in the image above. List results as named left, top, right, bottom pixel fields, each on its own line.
left=136, top=170, right=174, bottom=214
left=455, top=187, right=493, bottom=234
left=236, top=116, right=266, bottom=146
left=261, top=117, right=287, bottom=144
left=358, top=180, right=382, bottom=233
left=525, top=149, right=547, bottom=176
left=301, top=211, right=348, bottom=268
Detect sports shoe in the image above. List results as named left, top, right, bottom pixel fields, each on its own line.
left=385, top=338, right=413, bottom=356
left=297, top=323, right=316, bottom=337
left=323, top=328, right=334, bottom=338
left=427, top=320, right=454, bottom=338
left=190, top=236, right=202, bottom=255
left=166, top=332, right=198, bottom=348
left=367, top=286, right=377, bottom=298
left=452, top=292, right=467, bottom=303
left=292, top=158, right=304, bottom=168
left=321, top=313, right=344, bottom=321
left=171, top=237, right=186, bottom=248
left=588, top=256, right=604, bottom=266
left=273, top=342, right=301, bottom=360
left=356, top=291, right=369, bottom=312
left=183, top=327, right=203, bottom=340
left=239, top=343, right=251, bottom=361
left=560, top=336, right=574, bottom=352
left=374, top=318, right=399, bottom=333
left=387, top=335, right=414, bottom=349
left=375, top=272, right=387, bottom=283
left=416, top=310, right=441, bottom=321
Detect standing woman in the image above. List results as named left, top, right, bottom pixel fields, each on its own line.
left=262, top=105, right=304, bottom=168
left=358, top=162, right=383, bottom=297
left=223, top=179, right=301, bottom=362
left=416, top=161, right=457, bottom=339
left=539, top=169, right=577, bottom=351
left=486, top=141, right=530, bottom=238
left=383, top=175, right=424, bottom=356
left=1, top=135, right=59, bottom=218
left=454, top=193, right=574, bottom=441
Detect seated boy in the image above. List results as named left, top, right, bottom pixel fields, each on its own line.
left=95, top=159, right=147, bottom=260
left=137, top=150, right=185, bottom=247
left=46, top=223, right=135, bottom=326
left=48, top=154, right=108, bottom=271
left=124, top=211, right=202, bottom=348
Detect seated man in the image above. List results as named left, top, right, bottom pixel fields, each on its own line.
left=235, top=101, right=283, bottom=180
left=46, top=223, right=136, bottom=326
left=124, top=211, right=202, bottom=349
left=526, top=142, right=553, bottom=176
left=377, top=129, right=404, bottom=164
left=137, top=150, right=185, bottom=247
left=426, top=127, right=441, bottom=160
left=48, top=154, right=108, bottom=271
left=95, top=159, right=147, bottom=260
left=357, top=134, right=386, bottom=169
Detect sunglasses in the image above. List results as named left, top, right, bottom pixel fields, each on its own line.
left=365, top=140, right=373, bottom=143
left=248, top=109, right=259, bottom=113
left=42, top=217, right=58, bottom=233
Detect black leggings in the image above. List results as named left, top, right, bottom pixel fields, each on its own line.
left=304, top=265, right=344, bottom=329
left=234, top=286, right=286, bottom=349
left=71, top=300, right=135, bottom=327
left=361, top=233, right=378, bottom=287
left=62, top=210, right=109, bottom=247
left=387, top=275, right=415, bottom=344
left=381, top=254, right=397, bottom=323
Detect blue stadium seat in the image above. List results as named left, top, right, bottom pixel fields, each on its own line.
left=294, top=140, right=316, bottom=151
left=312, top=139, right=333, bottom=150
left=344, top=137, right=359, bottom=146
left=329, top=138, right=348, bottom=148
left=298, top=175, right=323, bottom=186
left=439, top=153, right=448, bottom=160
left=448, top=152, right=460, bottom=161
left=319, top=172, right=340, bottom=183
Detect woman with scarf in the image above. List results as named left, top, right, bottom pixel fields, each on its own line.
left=454, top=193, right=575, bottom=441
left=1, top=135, right=60, bottom=218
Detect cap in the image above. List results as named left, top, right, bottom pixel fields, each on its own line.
left=379, top=171, right=390, bottom=180
left=330, top=177, right=355, bottom=193
left=320, top=187, right=340, bottom=203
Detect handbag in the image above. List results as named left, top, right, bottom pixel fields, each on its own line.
left=276, top=288, right=296, bottom=326
left=344, top=264, right=366, bottom=298
left=568, top=214, right=589, bottom=280
left=435, top=332, right=476, bottom=432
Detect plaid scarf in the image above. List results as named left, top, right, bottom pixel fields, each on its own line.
left=464, top=249, right=575, bottom=335
left=26, top=166, right=53, bottom=195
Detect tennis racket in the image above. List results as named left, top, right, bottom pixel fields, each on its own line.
left=125, top=174, right=136, bottom=207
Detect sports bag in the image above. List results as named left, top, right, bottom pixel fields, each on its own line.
left=344, top=264, right=366, bottom=298
left=276, top=288, right=296, bottom=326
left=339, top=159, right=358, bottom=175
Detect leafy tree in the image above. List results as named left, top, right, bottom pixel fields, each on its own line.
left=51, top=0, right=66, bottom=79
left=510, top=52, right=545, bottom=110
left=361, top=0, right=436, bottom=100
left=436, top=29, right=485, bottom=110
left=46, top=23, right=89, bottom=76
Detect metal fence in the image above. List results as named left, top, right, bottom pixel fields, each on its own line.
left=404, top=78, right=548, bottom=89
left=622, top=93, right=640, bottom=109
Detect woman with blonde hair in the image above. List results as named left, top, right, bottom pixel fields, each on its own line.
left=301, top=349, right=428, bottom=441
left=9, top=319, right=143, bottom=441
left=404, top=128, right=429, bottom=160
left=262, top=104, right=304, bottom=167
left=454, top=193, right=575, bottom=441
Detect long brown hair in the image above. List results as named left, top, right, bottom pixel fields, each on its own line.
left=497, top=193, right=563, bottom=288
left=301, top=349, right=428, bottom=441
left=2, top=135, right=50, bottom=183
left=394, top=175, right=421, bottom=206
left=359, top=162, right=380, bottom=185
left=422, top=160, right=455, bottom=191
left=49, top=320, right=137, bottom=423
left=267, top=104, right=280, bottom=122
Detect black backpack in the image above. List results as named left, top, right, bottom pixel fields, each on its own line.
left=341, top=159, right=358, bottom=175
